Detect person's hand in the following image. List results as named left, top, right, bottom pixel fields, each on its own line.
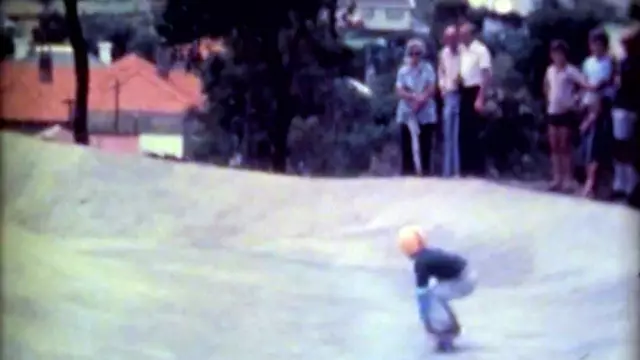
left=579, top=120, right=593, bottom=134
left=474, top=96, right=484, bottom=112
left=414, top=93, right=428, bottom=103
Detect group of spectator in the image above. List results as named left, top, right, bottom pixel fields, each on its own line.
left=543, top=27, right=639, bottom=200
left=395, top=21, right=640, bottom=203
left=395, top=22, right=492, bottom=177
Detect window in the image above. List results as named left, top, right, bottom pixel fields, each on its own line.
left=385, top=9, right=406, bottom=20
left=360, top=8, right=375, bottom=20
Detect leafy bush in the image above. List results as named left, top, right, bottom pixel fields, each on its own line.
left=287, top=78, right=400, bottom=176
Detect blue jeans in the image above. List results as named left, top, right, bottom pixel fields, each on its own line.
left=442, top=92, right=461, bottom=177
left=416, top=269, right=477, bottom=334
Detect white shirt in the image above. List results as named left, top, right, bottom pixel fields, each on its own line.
left=545, top=64, right=583, bottom=115
left=459, top=40, right=492, bottom=88
left=582, top=55, right=615, bottom=99
left=438, top=47, right=461, bottom=94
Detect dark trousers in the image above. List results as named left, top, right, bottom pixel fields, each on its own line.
left=401, top=123, right=435, bottom=175
left=459, top=86, right=485, bottom=175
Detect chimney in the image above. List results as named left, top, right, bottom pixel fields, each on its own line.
left=97, top=41, right=113, bottom=64
left=13, top=38, right=31, bottom=60
left=38, top=46, right=53, bottom=83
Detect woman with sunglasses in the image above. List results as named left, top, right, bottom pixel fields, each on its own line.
left=395, top=38, right=438, bottom=176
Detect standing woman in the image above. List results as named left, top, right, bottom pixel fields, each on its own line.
left=611, top=25, right=640, bottom=200
left=395, top=38, right=438, bottom=176
left=543, top=40, right=592, bottom=192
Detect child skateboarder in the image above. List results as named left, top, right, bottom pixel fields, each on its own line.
left=397, top=225, right=477, bottom=351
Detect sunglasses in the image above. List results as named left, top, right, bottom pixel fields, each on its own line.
left=409, top=51, right=422, bottom=57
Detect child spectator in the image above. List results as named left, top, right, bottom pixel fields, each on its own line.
left=543, top=40, right=592, bottom=192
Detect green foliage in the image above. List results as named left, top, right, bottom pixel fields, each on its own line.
left=519, top=5, right=608, bottom=97
left=1, top=29, right=15, bottom=61
left=81, top=14, right=160, bottom=62
left=159, top=0, right=354, bottom=172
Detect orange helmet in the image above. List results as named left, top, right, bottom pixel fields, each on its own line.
left=397, top=225, right=426, bottom=256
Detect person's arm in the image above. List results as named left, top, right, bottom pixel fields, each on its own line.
left=395, top=67, right=416, bottom=101
left=593, top=58, right=616, bottom=90
left=417, top=62, right=437, bottom=101
left=437, top=52, right=448, bottom=94
left=543, top=67, right=550, bottom=98
left=569, top=65, right=593, bottom=90
left=475, top=43, right=492, bottom=103
left=614, top=60, right=622, bottom=87
left=414, top=259, right=431, bottom=289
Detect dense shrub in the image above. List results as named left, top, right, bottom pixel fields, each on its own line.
left=0, top=29, right=14, bottom=61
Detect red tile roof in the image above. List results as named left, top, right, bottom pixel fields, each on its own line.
left=1, top=54, right=203, bottom=124
left=0, top=62, right=89, bottom=123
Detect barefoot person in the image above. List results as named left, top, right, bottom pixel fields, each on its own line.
left=543, top=40, right=592, bottom=192
left=579, top=29, right=616, bottom=198
left=438, top=25, right=462, bottom=177
left=395, top=38, right=438, bottom=176
left=397, top=225, right=477, bottom=351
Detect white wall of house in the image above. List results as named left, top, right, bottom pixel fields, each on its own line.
left=468, top=0, right=631, bottom=16
left=357, top=7, right=413, bottom=31
left=139, top=134, right=184, bottom=158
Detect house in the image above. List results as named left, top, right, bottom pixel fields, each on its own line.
left=339, top=0, right=416, bottom=32
left=467, top=0, right=632, bottom=16
left=11, top=41, right=109, bottom=67
left=1, top=52, right=203, bottom=157
left=2, top=0, right=142, bottom=20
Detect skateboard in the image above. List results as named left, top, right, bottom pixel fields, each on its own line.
left=431, top=331, right=459, bottom=352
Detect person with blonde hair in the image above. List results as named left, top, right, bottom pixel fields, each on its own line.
left=397, top=225, right=477, bottom=351
left=395, top=38, right=438, bottom=175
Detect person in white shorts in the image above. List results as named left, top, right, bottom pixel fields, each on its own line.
left=611, top=27, right=640, bottom=200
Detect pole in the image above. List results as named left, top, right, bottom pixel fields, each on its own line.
left=114, top=78, right=120, bottom=133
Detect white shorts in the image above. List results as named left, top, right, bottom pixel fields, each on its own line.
left=612, top=108, right=637, bottom=140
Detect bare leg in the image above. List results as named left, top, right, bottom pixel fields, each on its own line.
left=582, top=163, right=598, bottom=197
left=581, top=106, right=600, bottom=198
left=547, top=125, right=561, bottom=190
left=557, top=126, right=573, bottom=191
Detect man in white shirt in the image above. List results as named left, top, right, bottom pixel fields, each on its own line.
left=438, top=25, right=462, bottom=177
left=457, top=22, right=492, bottom=176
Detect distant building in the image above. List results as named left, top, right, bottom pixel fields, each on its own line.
left=11, top=41, right=107, bottom=67
left=1, top=52, right=203, bottom=158
left=1, top=0, right=144, bottom=20
left=467, top=0, right=631, bottom=16
left=338, top=0, right=416, bottom=32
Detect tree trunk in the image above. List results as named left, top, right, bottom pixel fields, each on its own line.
left=63, top=0, right=90, bottom=145
left=263, top=31, right=295, bottom=173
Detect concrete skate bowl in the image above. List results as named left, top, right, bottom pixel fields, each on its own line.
left=2, top=132, right=638, bottom=360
